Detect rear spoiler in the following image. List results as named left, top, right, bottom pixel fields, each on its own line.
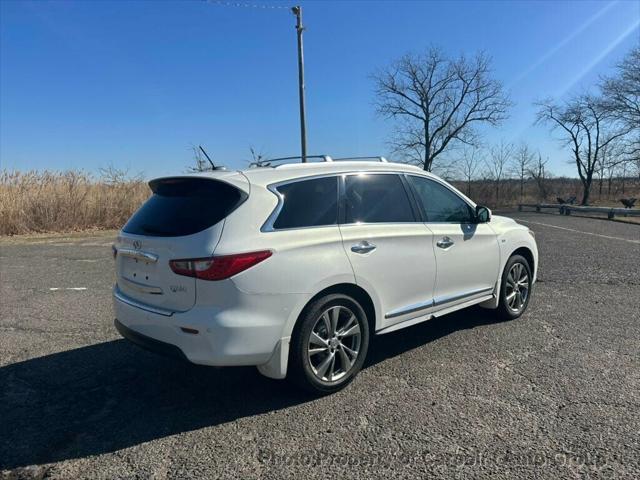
left=149, top=172, right=250, bottom=195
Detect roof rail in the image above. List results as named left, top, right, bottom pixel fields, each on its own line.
left=249, top=155, right=333, bottom=168
left=332, top=156, right=388, bottom=163
left=248, top=155, right=389, bottom=168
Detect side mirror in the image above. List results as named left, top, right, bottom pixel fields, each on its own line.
left=475, top=205, right=491, bottom=223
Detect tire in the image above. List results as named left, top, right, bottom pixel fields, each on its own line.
left=288, top=293, right=370, bottom=395
left=496, top=254, right=533, bottom=320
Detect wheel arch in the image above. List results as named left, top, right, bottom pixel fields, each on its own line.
left=258, top=281, right=379, bottom=380
left=511, top=246, right=535, bottom=274
left=293, top=283, right=377, bottom=336
left=480, top=244, right=537, bottom=310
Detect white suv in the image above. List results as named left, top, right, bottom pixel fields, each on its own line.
left=113, top=156, right=537, bottom=394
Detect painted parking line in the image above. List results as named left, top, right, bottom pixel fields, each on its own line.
left=49, top=287, right=88, bottom=291
left=513, top=218, right=640, bottom=245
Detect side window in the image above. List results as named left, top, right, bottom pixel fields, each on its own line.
left=344, top=174, right=415, bottom=223
left=408, top=176, right=474, bottom=223
left=273, top=176, right=338, bottom=229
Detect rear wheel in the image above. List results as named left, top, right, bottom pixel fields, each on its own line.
left=289, top=294, right=369, bottom=395
left=496, top=254, right=532, bottom=320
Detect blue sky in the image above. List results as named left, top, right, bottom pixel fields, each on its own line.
left=1, top=0, right=639, bottom=179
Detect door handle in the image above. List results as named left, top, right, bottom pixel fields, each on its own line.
left=436, top=236, right=454, bottom=249
left=351, top=240, right=377, bottom=254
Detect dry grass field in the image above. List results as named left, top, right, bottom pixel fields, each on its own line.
left=449, top=177, right=640, bottom=209
left=0, top=170, right=149, bottom=236
left=1, top=169, right=638, bottom=236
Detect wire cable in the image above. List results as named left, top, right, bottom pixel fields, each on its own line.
left=204, top=0, right=291, bottom=10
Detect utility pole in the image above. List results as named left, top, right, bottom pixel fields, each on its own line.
left=291, top=6, right=307, bottom=162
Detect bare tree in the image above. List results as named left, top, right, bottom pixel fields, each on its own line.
left=528, top=153, right=550, bottom=201
left=633, top=139, right=640, bottom=182
left=618, top=160, right=630, bottom=195
left=373, top=47, right=511, bottom=172
left=457, top=146, right=483, bottom=196
left=601, top=47, right=640, bottom=169
left=595, top=147, right=608, bottom=200
left=98, top=164, right=143, bottom=185
left=601, top=47, right=640, bottom=130
left=536, top=94, right=632, bottom=205
left=242, top=146, right=271, bottom=167
left=596, top=137, right=626, bottom=199
left=485, top=140, right=514, bottom=205
left=511, top=143, right=535, bottom=203
left=186, top=145, right=215, bottom=172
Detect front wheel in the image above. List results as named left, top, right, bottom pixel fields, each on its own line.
left=496, top=254, right=533, bottom=320
left=289, top=294, right=370, bottom=395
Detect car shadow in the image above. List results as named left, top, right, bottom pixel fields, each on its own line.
left=460, top=222, right=477, bottom=241
left=0, top=307, right=504, bottom=470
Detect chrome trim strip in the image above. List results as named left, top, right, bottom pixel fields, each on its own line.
left=433, top=287, right=494, bottom=307
left=377, top=313, right=434, bottom=335
left=117, top=248, right=159, bottom=263
left=261, top=172, right=344, bottom=232
left=339, top=221, right=426, bottom=227
left=385, top=299, right=435, bottom=319
left=261, top=171, right=424, bottom=233
left=384, top=287, right=495, bottom=319
left=261, top=184, right=286, bottom=232
left=113, top=285, right=174, bottom=317
left=119, top=277, right=163, bottom=295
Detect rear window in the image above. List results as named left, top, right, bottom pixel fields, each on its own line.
left=123, top=178, right=247, bottom=237
left=272, top=176, right=338, bottom=229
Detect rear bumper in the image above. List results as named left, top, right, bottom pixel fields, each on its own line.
left=114, top=318, right=189, bottom=362
left=112, top=285, right=304, bottom=371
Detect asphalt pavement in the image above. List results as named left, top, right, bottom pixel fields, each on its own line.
left=1, top=212, right=639, bottom=479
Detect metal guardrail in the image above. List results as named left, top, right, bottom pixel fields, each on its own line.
left=518, top=203, right=560, bottom=213
left=518, top=203, right=640, bottom=219
left=563, top=205, right=640, bottom=219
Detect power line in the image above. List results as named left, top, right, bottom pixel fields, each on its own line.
left=204, top=0, right=291, bottom=10
left=203, top=0, right=308, bottom=162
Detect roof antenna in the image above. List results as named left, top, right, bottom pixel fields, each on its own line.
left=199, top=145, right=216, bottom=170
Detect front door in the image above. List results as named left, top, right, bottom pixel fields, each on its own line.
left=406, top=175, right=500, bottom=309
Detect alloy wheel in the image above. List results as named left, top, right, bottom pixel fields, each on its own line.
left=505, top=262, right=530, bottom=313
left=307, top=306, right=362, bottom=383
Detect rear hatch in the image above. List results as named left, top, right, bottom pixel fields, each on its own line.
left=114, top=174, right=248, bottom=312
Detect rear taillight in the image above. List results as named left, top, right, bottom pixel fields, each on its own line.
left=169, top=250, right=272, bottom=281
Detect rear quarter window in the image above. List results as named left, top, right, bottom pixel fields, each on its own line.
left=272, top=176, right=338, bottom=229
left=123, top=177, right=247, bottom=237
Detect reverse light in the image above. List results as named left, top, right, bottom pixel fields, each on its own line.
left=169, top=250, right=272, bottom=281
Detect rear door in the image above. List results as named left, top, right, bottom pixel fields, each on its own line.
left=339, top=173, right=437, bottom=330
left=115, top=176, right=248, bottom=312
left=406, top=175, right=500, bottom=308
